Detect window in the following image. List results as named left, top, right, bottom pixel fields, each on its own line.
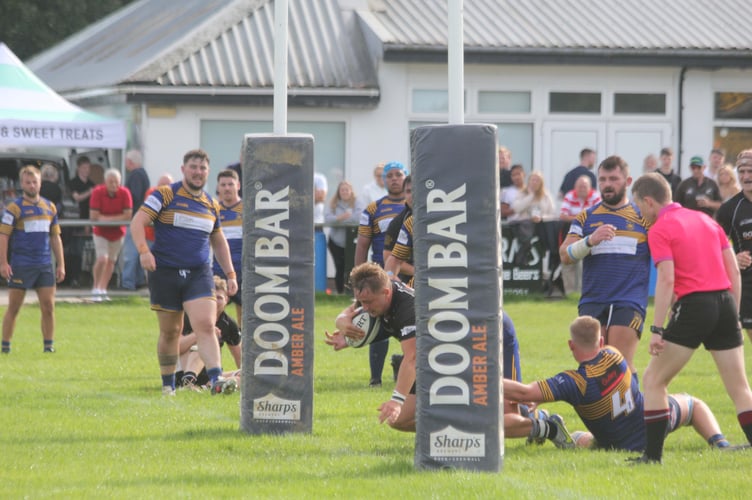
left=412, top=90, right=449, bottom=113
left=715, top=93, right=752, bottom=120
left=714, top=93, right=752, bottom=161
left=614, top=93, right=666, bottom=115
left=200, top=120, right=345, bottom=193
left=495, top=123, right=534, bottom=173
left=411, top=89, right=467, bottom=114
left=408, top=121, right=533, bottom=174
left=478, top=91, right=531, bottom=114
left=713, top=126, right=752, bottom=164
left=549, top=92, right=601, bottom=114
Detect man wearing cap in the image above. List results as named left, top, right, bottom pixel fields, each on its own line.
left=675, top=155, right=722, bottom=217
left=716, top=149, right=752, bottom=343
left=355, top=160, right=407, bottom=387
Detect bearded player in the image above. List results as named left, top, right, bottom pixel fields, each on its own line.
left=559, top=156, right=651, bottom=374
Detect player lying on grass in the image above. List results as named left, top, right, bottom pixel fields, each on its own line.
left=326, top=263, right=574, bottom=447
left=503, top=315, right=732, bottom=451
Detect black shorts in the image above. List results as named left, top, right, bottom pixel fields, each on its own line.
left=664, top=290, right=742, bottom=351
left=578, top=303, right=645, bottom=338
left=7, top=264, right=55, bottom=289
left=148, top=265, right=215, bottom=312
left=740, top=282, right=752, bottom=330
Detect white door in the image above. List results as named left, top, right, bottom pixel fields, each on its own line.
left=607, top=122, right=673, bottom=175
left=541, top=121, right=606, bottom=197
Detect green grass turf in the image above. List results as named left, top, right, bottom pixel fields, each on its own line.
left=1, top=294, right=751, bottom=498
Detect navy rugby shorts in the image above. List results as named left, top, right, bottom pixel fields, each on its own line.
left=7, top=264, right=55, bottom=289
left=148, top=265, right=215, bottom=312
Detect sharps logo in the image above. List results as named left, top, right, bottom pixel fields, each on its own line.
left=429, top=425, right=485, bottom=458
left=253, top=393, right=301, bottom=421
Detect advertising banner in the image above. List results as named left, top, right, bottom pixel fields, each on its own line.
left=500, top=221, right=547, bottom=296
left=0, top=43, right=126, bottom=149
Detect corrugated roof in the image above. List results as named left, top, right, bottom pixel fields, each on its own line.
left=28, top=0, right=243, bottom=92
left=359, top=0, right=752, bottom=63
left=151, top=0, right=377, bottom=89
left=25, top=0, right=752, bottom=102
left=27, top=0, right=378, bottom=97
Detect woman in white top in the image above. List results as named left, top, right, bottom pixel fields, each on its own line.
left=511, top=170, right=556, bottom=222
left=325, top=181, right=364, bottom=293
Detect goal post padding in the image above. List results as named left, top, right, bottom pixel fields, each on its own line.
left=240, top=133, right=315, bottom=435
left=412, top=124, right=503, bottom=471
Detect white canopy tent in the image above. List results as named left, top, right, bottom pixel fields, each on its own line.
left=0, top=43, right=126, bottom=150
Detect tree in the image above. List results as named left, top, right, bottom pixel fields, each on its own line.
left=0, top=0, right=134, bottom=60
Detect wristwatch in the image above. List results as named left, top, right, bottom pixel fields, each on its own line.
left=650, top=325, right=665, bottom=336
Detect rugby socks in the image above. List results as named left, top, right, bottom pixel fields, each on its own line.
left=43, top=340, right=54, bottom=352
left=707, top=433, right=730, bottom=448
left=529, top=417, right=544, bottom=440
left=529, top=417, right=558, bottom=440
left=161, top=373, right=176, bottom=391
left=1, top=341, right=9, bottom=354
left=206, top=367, right=223, bottom=385
left=737, top=410, right=752, bottom=445
left=644, top=409, right=670, bottom=461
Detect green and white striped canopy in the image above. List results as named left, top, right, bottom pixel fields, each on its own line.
left=0, top=43, right=125, bottom=149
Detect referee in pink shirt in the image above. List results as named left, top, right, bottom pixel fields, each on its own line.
left=629, top=172, right=752, bottom=463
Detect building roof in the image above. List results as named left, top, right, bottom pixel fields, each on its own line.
left=358, top=0, right=752, bottom=66
left=25, top=0, right=752, bottom=106
left=27, top=0, right=379, bottom=105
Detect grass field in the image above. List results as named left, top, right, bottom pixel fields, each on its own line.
left=1, top=293, right=752, bottom=498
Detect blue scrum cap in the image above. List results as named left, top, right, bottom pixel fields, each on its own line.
left=382, top=161, right=409, bottom=180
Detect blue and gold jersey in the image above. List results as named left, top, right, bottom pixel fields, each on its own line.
left=140, top=181, right=222, bottom=269
left=391, top=214, right=414, bottom=263
left=358, top=195, right=405, bottom=266
left=569, top=202, right=650, bottom=314
left=0, top=196, right=60, bottom=267
left=538, top=347, right=645, bottom=451
left=213, top=200, right=243, bottom=278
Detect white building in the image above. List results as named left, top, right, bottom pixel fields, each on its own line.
left=27, top=0, right=752, bottom=194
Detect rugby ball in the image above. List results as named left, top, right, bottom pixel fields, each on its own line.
left=345, top=307, right=381, bottom=348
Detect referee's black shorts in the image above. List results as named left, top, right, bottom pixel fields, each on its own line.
left=664, top=290, right=742, bottom=351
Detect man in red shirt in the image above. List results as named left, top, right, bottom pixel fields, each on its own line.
left=89, top=169, right=132, bottom=301
left=629, top=172, right=752, bottom=463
